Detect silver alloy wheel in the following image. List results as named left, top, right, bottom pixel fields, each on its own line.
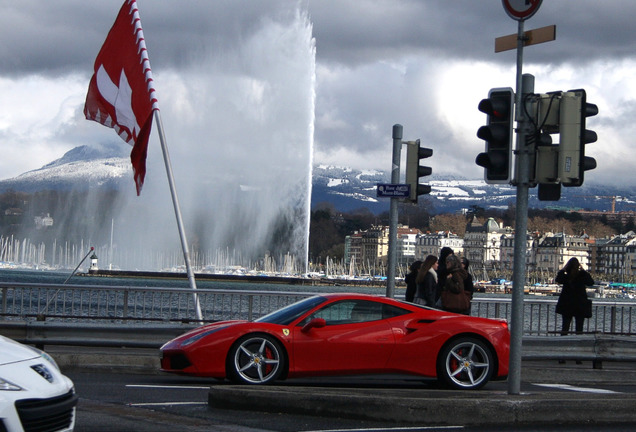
left=232, top=336, right=282, bottom=384
left=441, top=338, right=492, bottom=389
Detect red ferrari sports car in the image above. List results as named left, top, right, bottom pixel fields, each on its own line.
left=160, top=293, right=509, bottom=389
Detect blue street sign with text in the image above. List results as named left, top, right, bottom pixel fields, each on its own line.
left=376, top=183, right=410, bottom=198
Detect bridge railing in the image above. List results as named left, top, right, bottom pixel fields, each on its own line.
left=1, top=282, right=636, bottom=336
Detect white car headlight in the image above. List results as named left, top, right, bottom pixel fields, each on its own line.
left=0, top=377, right=23, bottom=391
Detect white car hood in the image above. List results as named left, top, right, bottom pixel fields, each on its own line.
left=0, top=335, right=39, bottom=365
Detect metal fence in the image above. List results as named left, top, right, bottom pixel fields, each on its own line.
left=2, top=282, right=636, bottom=336
left=471, top=297, right=636, bottom=336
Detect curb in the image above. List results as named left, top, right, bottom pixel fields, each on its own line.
left=208, top=385, right=636, bottom=426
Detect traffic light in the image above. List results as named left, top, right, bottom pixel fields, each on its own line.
left=475, top=88, right=515, bottom=184
left=558, top=89, right=598, bottom=187
left=529, top=92, right=561, bottom=196
left=405, top=139, right=432, bottom=203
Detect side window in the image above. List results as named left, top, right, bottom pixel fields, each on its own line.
left=309, top=301, right=356, bottom=325
left=349, top=300, right=383, bottom=323
left=382, top=303, right=411, bottom=319
left=301, top=300, right=386, bottom=325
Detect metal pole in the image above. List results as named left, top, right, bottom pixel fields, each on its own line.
left=386, top=124, right=403, bottom=298
left=508, top=16, right=533, bottom=394
left=109, top=218, right=114, bottom=271
left=154, top=110, right=203, bottom=321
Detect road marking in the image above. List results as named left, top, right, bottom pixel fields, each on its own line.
left=129, top=402, right=208, bottom=407
left=304, top=427, right=463, bottom=432
left=126, top=384, right=210, bottom=390
left=532, top=383, right=620, bottom=394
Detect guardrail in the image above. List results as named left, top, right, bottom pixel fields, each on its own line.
left=1, top=281, right=636, bottom=335
left=2, top=321, right=634, bottom=369
left=523, top=334, right=636, bottom=368
left=0, top=320, right=196, bottom=348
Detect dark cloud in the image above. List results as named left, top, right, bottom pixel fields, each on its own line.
left=0, top=0, right=287, bottom=75
left=1, top=0, right=635, bottom=186
left=3, top=0, right=635, bottom=76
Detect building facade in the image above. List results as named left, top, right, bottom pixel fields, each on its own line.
left=535, top=233, right=590, bottom=274
left=414, top=232, right=464, bottom=261
left=342, top=221, right=636, bottom=281
left=463, top=217, right=510, bottom=269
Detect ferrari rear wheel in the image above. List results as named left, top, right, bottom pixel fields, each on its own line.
left=227, top=334, right=285, bottom=385
left=437, top=337, right=494, bottom=390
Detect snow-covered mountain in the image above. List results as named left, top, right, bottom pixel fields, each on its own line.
left=0, top=143, right=129, bottom=192
left=2, top=146, right=635, bottom=214
left=310, top=165, right=636, bottom=214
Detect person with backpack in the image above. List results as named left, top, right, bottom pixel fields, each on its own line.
left=440, top=254, right=470, bottom=314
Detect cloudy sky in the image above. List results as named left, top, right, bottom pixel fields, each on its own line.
left=1, top=0, right=635, bottom=188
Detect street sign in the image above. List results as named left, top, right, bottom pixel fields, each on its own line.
left=502, top=0, right=543, bottom=21
left=495, top=24, right=556, bottom=53
left=376, top=183, right=410, bottom=198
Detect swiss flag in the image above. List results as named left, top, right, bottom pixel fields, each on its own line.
left=84, top=0, right=158, bottom=195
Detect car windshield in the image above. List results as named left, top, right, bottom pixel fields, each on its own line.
left=255, top=295, right=327, bottom=325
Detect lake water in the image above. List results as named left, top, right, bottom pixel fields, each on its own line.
left=0, top=268, right=390, bottom=295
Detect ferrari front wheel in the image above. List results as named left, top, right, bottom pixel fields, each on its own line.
left=437, top=337, right=494, bottom=390
left=227, top=334, right=285, bottom=385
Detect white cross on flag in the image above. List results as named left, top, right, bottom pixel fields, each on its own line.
left=84, top=0, right=158, bottom=195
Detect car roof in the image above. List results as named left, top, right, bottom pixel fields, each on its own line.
left=316, top=293, right=410, bottom=306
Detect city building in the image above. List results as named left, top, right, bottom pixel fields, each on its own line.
left=596, top=232, right=636, bottom=278
left=499, top=232, right=536, bottom=272
left=34, top=213, right=54, bottom=229
left=535, top=233, right=590, bottom=274
left=414, top=231, right=463, bottom=261
left=463, top=217, right=510, bottom=269
left=342, top=219, right=636, bottom=281
left=344, top=225, right=422, bottom=272
left=396, top=226, right=422, bottom=267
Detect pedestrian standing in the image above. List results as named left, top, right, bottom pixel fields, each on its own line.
left=435, top=247, right=454, bottom=304
left=440, top=254, right=470, bottom=314
left=404, top=260, right=422, bottom=303
left=414, top=255, right=438, bottom=307
left=555, top=257, right=594, bottom=364
left=461, top=257, right=475, bottom=315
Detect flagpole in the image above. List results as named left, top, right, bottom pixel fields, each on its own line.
left=153, top=110, right=203, bottom=321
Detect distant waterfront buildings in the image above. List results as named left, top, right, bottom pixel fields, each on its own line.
left=343, top=219, right=636, bottom=280
left=34, top=213, right=54, bottom=229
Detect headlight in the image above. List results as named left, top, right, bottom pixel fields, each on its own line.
left=182, top=326, right=226, bottom=347
left=0, top=377, right=23, bottom=391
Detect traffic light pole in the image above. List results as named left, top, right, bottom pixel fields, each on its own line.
left=508, top=16, right=533, bottom=395
left=386, top=124, right=403, bottom=298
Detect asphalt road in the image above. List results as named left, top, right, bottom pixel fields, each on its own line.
left=66, top=367, right=636, bottom=432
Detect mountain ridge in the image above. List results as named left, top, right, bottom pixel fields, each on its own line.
left=2, top=146, right=635, bottom=215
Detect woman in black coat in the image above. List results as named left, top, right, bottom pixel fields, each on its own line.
left=404, top=260, right=422, bottom=303
left=555, top=257, right=594, bottom=336
left=414, top=255, right=438, bottom=307
left=435, top=247, right=454, bottom=303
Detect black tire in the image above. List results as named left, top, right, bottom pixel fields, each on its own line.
left=227, top=334, right=285, bottom=385
left=437, top=336, right=494, bottom=390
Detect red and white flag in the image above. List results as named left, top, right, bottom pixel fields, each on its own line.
left=84, top=0, right=158, bottom=195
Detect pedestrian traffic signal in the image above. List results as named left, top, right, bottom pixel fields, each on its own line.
left=405, top=139, right=432, bottom=203
left=475, top=88, right=515, bottom=184
left=558, top=89, right=598, bottom=187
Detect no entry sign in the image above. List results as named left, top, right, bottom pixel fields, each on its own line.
left=502, top=0, right=543, bottom=21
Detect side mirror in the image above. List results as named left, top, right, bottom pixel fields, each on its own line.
left=301, top=317, right=326, bottom=333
